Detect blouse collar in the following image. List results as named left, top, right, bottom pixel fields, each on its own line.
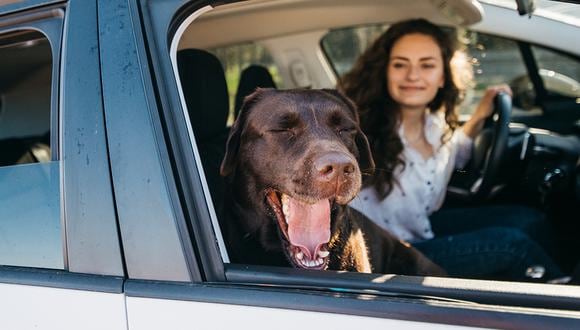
left=399, top=110, right=446, bottom=150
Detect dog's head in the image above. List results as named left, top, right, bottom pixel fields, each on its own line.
left=221, top=88, right=374, bottom=270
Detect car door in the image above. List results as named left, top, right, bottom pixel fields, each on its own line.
left=96, top=1, right=580, bottom=329
left=0, top=1, right=126, bottom=329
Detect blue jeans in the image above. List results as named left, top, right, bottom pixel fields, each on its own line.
left=430, top=205, right=557, bottom=257
left=413, top=206, right=563, bottom=281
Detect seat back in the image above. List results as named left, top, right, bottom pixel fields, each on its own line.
left=234, top=65, right=277, bottom=119
left=177, top=49, right=229, bottom=208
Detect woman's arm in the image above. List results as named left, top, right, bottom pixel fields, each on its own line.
left=462, top=84, right=512, bottom=138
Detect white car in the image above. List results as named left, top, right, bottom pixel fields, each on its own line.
left=0, top=0, right=579, bottom=329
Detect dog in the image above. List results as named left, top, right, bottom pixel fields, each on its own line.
left=219, top=88, right=445, bottom=276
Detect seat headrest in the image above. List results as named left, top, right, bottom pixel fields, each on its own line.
left=177, top=49, right=229, bottom=140
left=234, top=65, right=277, bottom=119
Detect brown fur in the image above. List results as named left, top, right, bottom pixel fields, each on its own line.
left=219, top=88, right=445, bottom=276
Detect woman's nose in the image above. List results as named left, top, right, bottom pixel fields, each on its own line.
left=406, top=65, right=419, bottom=80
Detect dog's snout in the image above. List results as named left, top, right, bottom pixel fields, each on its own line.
left=314, top=152, right=356, bottom=182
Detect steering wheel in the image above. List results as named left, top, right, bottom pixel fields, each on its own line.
left=448, top=92, right=512, bottom=203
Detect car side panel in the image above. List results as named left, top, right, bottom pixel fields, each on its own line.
left=97, top=0, right=195, bottom=281
left=63, top=0, right=124, bottom=277
left=0, top=268, right=127, bottom=330
left=1, top=283, right=127, bottom=330
left=125, top=296, right=481, bottom=330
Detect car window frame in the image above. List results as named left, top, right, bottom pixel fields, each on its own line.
left=98, top=0, right=201, bottom=282
left=0, top=3, right=65, bottom=271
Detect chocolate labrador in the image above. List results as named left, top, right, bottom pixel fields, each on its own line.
left=219, top=88, right=444, bottom=275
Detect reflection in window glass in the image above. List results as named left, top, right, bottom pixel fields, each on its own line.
left=0, top=162, right=63, bottom=269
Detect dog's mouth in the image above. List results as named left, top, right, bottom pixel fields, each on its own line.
left=266, top=190, right=332, bottom=270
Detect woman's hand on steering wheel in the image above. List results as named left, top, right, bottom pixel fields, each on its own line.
left=464, top=84, right=513, bottom=139
left=474, top=84, right=513, bottom=120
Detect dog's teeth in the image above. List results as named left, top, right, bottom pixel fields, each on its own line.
left=318, top=250, right=329, bottom=258
left=296, top=251, right=304, bottom=260
left=281, top=194, right=290, bottom=220
left=316, top=258, right=323, bottom=266
left=281, top=193, right=289, bottom=204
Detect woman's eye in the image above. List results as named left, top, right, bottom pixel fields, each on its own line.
left=392, top=62, right=405, bottom=69
left=421, top=63, right=436, bottom=69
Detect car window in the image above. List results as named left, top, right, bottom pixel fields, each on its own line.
left=0, top=30, right=63, bottom=269
left=321, top=24, right=387, bottom=78
left=459, top=31, right=531, bottom=115
left=209, top=43, right=283, bottom=124
left=531, top=45, right=580, bottom=98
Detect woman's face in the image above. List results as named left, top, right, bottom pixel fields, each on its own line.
left=386, top=33, right=445, bottom=111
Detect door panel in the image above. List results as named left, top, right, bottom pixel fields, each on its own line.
left=126, top=296, right=480, bottom=329
left=1, top=282, right=127, bottom=330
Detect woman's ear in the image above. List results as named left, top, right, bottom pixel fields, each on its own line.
left=220, top=88, right=267, bottom=176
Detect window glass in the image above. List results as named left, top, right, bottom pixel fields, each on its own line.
left=321, top=24, right=387, bottom=78
left=532, top=45, right=580, bottom=98
left=0, top=30, right=63, bottom=269
left=209, top=43, right=283, bottom=124
left=461, top=31, right=533, bottom=114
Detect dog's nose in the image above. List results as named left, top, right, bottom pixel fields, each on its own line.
left=314, top=152, right=356, bottom=182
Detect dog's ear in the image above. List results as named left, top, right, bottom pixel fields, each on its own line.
left=321, top=89, right=359, bottom=121
left=321, top=89, right=375, bottom=174
left=220, top=88, right=268, bottom=176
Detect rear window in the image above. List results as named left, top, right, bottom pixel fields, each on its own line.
left=0, top=30, right=62, bottom=270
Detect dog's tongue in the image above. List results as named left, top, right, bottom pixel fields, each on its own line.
left=285, top=197, right=330, bottom=259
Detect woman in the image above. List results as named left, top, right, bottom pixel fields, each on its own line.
left=340, top=18, right=563, bottom=282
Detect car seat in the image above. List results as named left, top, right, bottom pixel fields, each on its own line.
left=177, top=48, right=229, bottom=210
left=234, top=64, right=277, bottom=120
left=0, top=132, right=50, bottom=166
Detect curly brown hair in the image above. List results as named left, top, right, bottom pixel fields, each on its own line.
left=338, top=18, right=463, bottom=199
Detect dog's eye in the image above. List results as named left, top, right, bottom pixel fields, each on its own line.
left=338, top=128, right=356, bottom=137
left=268, top=128, right=295, bottom=136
